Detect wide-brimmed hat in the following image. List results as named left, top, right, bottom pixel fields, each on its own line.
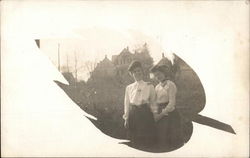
left=150, top=64, right=170, bottom=73
left=150, top=63, right=172, bottom=79
left=128, top=60, right=142, bottom=72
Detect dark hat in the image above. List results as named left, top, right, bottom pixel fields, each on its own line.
left=128, top=60, right=142, bottom=72
left=150, top=64, right=171, bottom=79
left=150, top=64, right=169, bottom=72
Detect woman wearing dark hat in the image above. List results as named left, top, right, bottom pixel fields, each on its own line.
left=150, top=64, right=183, bottom=150
left=123, top=60, right=157, bottom=148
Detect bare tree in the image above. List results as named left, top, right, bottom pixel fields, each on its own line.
left=74, top=51, right=78, bottom=82
left=58, top=43, right=61, bottom=71
left=83, top=60, right=98, bottom=77
left=66, top=54, right=70, bottom=72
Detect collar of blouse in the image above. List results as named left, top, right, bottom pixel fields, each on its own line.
left=135, top=80, right=144, bottom=85
left=160, top=79, right=169, bottom=88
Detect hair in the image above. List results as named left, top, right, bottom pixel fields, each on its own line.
left=128, top=66, right=144, bottom=77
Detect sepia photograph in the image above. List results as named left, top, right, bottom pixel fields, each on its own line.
left=1, top=0, right=249, bottom=157
left=37, top=35, right=205, bottom=152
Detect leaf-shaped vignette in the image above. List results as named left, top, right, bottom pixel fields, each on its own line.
left=36, top=39, right=235, bottom=153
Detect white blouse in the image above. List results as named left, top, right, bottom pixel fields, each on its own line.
left=155, top=80, right=177, bottom=112
left=123, top=80, right=156, bottom=120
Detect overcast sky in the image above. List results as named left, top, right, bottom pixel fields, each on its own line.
left=2, top=0, right=249, bottom=81
left=39, top=28, right=167, bottom=80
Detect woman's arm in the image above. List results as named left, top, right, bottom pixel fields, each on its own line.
left=123, top=86, right=130, bottom=122
left=148, top=84, right=158, bottom=120
left=148, top=84, right=157, bottom=112
left=163, top=82, right=177, bottom=113
left=149, top=84, right=168, bottom=121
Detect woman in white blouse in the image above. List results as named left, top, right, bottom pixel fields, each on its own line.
left=150, top=64, right=183, bottom=150
left=123, top=60, right=157, bottom=148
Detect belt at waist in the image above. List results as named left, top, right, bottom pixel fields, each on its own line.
left=157, top=102, right=170, bottom=114
left=130, top=103, right=149, bottom=108
left=158, top=102, right=169, bottom=108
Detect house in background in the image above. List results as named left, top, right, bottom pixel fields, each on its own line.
left=91, top=43, right=153, bottom=81
left=91, top=55, right=116, bottom=78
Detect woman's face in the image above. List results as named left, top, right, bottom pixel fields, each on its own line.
left=153, top=70, right=166, bottom=82
left=131, top=67, right=144, bottom=81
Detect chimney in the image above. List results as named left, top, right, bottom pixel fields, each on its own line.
left=162, top=53, right=165, bottom=58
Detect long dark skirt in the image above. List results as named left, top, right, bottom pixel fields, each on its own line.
left=128, top=104, right=157, bottom=148
left=156, top=103, right=183, bottom=149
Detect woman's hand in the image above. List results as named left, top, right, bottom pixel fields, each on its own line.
left=154, top=112, right=168, bottom=122
left=162, top=108, right=169, bottom=115
left=124, top=120, right=129, bottom=129
left=164, top=106, right=175, bottom=113
left=153, top=113, right=161, bottom=122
